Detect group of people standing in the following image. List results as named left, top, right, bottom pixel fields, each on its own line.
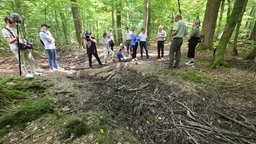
left=2, top=13, right=201, bottom=76
left=86, top=14, right=201, bottom=69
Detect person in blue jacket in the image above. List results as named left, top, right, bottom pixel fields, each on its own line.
left=131, top=28, right=139, bottom=61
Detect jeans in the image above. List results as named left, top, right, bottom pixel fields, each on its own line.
left=169, top=38, right=183, bottom=67
left=140, top=41, right=149, bottom=58
left=157, top=41, right=165, bottom=58
left=132, top=42, right=138, bottom=59
left=46, top=49, right=59, bottom=70
left=12, top=49, right=35, bottom=74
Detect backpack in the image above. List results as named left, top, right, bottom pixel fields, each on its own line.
left=39, top=31, right=45, bottom=46
left=198, top=35, right=204, bottom=43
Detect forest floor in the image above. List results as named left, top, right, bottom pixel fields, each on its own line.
left=0, top=42, right=256, bottom=144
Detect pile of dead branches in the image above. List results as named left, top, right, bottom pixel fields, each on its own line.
left=69, top=68, right=256, bottom=144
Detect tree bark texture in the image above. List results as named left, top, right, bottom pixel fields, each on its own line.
left=200, top=0, right=221, bottom=50
left=70, top=0, right=82, bottom=46
left=116, top=0, right=122, bottom=44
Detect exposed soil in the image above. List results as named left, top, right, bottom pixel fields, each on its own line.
left=0, top=43, right=255, bottom=143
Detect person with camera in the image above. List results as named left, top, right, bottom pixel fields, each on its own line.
left=84, top=31, right=102, bottom=69
left=39, top=24, right=60, bottom=72
left=2, top=17, right=41, bottom=76
left=102, top=32, right=115, bottom=65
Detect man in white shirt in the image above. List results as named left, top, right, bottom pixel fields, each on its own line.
left=139, top=28, right=149, bottom=59
left=157, top=26, right=167, bottom=61
left=2, top=17, right=41, bottom=76
left=125, top=27, right=133, bottom=54
left=39, top=24, right=60, bottom=71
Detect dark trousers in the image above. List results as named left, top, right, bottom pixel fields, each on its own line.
left=126, top=40, right=132, bottom=54
left=140, top=41, right=149, bottom=58
left=169, top=38, right=183, bottom=67
left=87, top=50, right=102, bottom=68
left=132, top=42, right=138, bottom=59
left=187, top=37, right=199, bottom=58
left=157, top=41, right=165, bottom=58
left=109, top=40, right=115, bottom=51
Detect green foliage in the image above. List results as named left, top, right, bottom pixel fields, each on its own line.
left=159, top=69, right=212, bottom=84
left=64, top=119, right=89, bottom=139
left=0, top=100, right=56, bottom=138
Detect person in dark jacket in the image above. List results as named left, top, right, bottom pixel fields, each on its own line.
left=186, top=20, right=200, bottom=66
left=84, top=31, right=102, bottom=69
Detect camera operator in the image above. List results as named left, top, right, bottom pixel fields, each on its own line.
left=2, top=17, right=41, bottom=76
left=39, top=24, right=60, bottom=71
left=84, top=31, right=102, bottom=69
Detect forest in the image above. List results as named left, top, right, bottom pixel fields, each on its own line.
left=0, top=0, right=256, bottom=143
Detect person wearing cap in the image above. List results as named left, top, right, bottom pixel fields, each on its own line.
left=39, top=24, right=60, bottom=71
left=186, top=20, right=201, bottom=66
left=107, top=28, right=115, bottom=51
left=2, top=16, right=41, bottom=76
left=169, top=14, right=187, bottom=68
left=157, top=26, right=167, bottom=61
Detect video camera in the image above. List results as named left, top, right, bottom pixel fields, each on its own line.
left=18, top=42, right=35, bottom=50
left=84, top=31, right=93, bottom=41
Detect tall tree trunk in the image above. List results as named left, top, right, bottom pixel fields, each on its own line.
left=249, top=21, right=256, bottom=40
left=227, top=0, right=231, bottom=19
left=70, top=0, right=82, bottom=47
left=59, top=11, right=69, bottom=44
left=212, top=0, right=248, bottom=68
left=111, top=0, right=117, bottom=43
left=216, top=0, right=225, bottom=39
left=200, top=0, right=221, bottom=50
left=232, top=2, right=247, bottom=56
left=116, top=0, right=122, bottom=44
left=15, top=0, right=27, bottom=40
left=177, top=0, right=182, bottom=14
left=245, top=8, right=255, bottom=29
left=144, top=0, right=150, bottom=39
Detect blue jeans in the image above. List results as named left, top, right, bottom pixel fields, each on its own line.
left=139, top=41, right=149, bottom=58
left=46, top=49, right=59, bottom=70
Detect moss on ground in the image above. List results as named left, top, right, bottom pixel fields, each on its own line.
left=159, top=69, right=212, bottom=84
left=0, top=76, right=56, bottom=139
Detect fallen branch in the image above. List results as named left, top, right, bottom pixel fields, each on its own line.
left=214, top=110, right=256, bottom=132
left=127, top=83, right=149, bottom=92
left=106, top=72, right=115, bottom=82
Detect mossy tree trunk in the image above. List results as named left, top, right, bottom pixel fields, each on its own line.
left=212, top=0, right=248, bottom=68
left=249, top=21, right=256, bottom=40
left=232, top=2, right=247, bottom=56
left=200, top=0, right=221, bottom=50
left=245, top=42, right=256, bottom=60
left=216, top=0, right=225, bottom=39
left=245, top=22, right=256, bottom=60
